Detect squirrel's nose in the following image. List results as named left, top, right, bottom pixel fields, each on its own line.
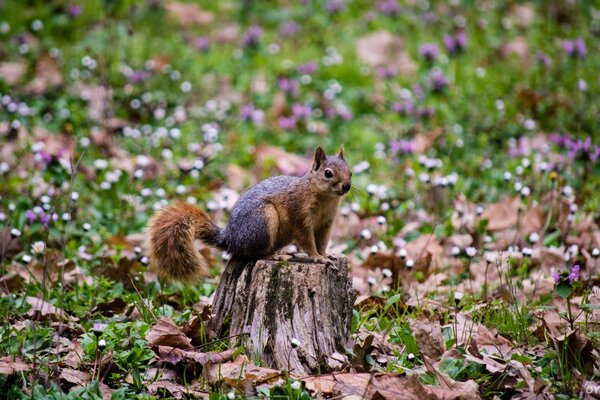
left=342, top=182, right=351, bottom=193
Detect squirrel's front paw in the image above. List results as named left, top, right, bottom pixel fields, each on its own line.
left=312, top=255, right=334, bottom=266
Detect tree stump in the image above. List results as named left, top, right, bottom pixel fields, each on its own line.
left=209, top=254, right=355, bottom=376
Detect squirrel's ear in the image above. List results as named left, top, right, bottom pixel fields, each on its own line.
left=337, top=145, right=345, bottom=160
left=313, top=146, right=327, bottom=170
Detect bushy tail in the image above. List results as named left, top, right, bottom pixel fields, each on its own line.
left=146, top=201, right=223, bottom=282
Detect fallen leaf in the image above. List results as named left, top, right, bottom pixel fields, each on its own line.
left=423, top=356, right=480, bottom=400
left=147, top=380, right=209, bottom=399
left=147, top=317, right=193, bottom=350
left=481, top=197, right=520, bottom=231
left=0, top=356, right=32, bottom=375
left=303, top=373, right=420, bottom=400
left=356, top=31, right=416, bottom=75
left=413, top=127, right=443, bottom=154
left=409, top=316, right=445, bottom=359
left=60, top=368, right=89, bottom=386
left=90, top=297, right=128, bottom=317
left=155, top=345, right=235, bottom=371
left=255, top=145, right=312, bottom=177
left=0, top=61, right=26, bottom=85
left=164, top=1, right=214, bottom=26
left=73, top=83, right=112, bottom=121
left=205, top=355, right=284, bottom=388
left=26, top=55, right=63, bottom=94
left=511, top=4, right=536, bottom=27
left=0, top=228, right=22, bottom=261
left=64, top=340, right=84, bottom=369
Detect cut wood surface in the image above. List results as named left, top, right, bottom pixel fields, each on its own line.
left=210, top=254, right=355, bottom=376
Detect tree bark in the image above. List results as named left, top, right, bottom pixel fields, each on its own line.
left=209, top=254, right=355, bottom=376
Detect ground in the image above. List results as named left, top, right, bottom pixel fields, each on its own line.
left=0, top=0, right=599, bottom=399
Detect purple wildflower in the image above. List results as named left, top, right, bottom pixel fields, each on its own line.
left=391, top=102, right=404, bottom=113
left=416, top=106, right=434, bottom=119
left=26, top=210, right=37, bottom=224
left=279, top=116, right=296, bottom=130
left=552, top=272, right=560, bottom=284
left=429, top=70, right=448, bottom=92
left=297, top=62, right=317, bottom=75
left=413, top=84, right=425, bottom=100
left=243, top=25, right=263, bottom=47
left=419, top=43, right=439, bottom=62
left=336, top=105, right=353, bottom=121
left=39, top=211, right=50, bottom=228
left=574, top=38, right=587, bottom=57
left=563, top=38, right=586, bottom=58
left=280, top=22, right=300, bottom=38
left=563, top=40, right=574, bottom=55
left=390, top=139, right=416, bottom=154
left=239, top=104, right=255, bottom=120
left=68, top=4, right=82, bottom=17
left=195, top=36, right=210, bottom=52
left=128, top=70, right=151, bottom=83
left=568, top=264, right=580, bottom=283
left=240, top=104, right=265, bottom=125
left=377, top=0, right=401, bottom=16
left=535, top=51, right=552, bottom=67
left=278, top=77, right=299, bottom=95
left=326, top=0, right=346, bottom=14
left=291, top=103, right=312, bottom=119
left=375, top=66, right=398, bottom=79
left=444, top=32, right=467, bottom=55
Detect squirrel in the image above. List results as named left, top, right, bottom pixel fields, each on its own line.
left=146, top=146, right=352, bottom=282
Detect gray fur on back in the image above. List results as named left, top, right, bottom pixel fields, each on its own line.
left=220, top=175, right=299, bottom=257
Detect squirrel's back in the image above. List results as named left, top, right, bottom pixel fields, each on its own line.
left=221, top=175, right=300, bottom=257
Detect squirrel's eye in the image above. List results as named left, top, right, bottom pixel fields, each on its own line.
left=324, top=169, right=334, bottom=178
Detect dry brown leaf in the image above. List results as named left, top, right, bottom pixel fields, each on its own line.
left=511, top=4, right=535, bottom=27
left=26, top=296, right=63, bottom=321
left=147, top=317, right=193, bottom=350
left=451, top=195, right=479, bottom=231
left=91, top=297, right=128, bottom=317
left=356, top=31, right=416, bottom=75
left=164, top=1, right=214, bottom=26
left=0, top=270, right=23, bottom=294
left=255, top=145, right=312, bottom=177
left=60, top=368, right=89, bottom=386
left=0, top=61, right=26, bottom=85
left=147, top=380, right=209, bottom=399
left=155, top=346, right=236, bottom=371
left=26, top=55, right=63, bottom=94
left=409, top=316, right=445, bottom=359
left=481, top=197, right=520, bottom=231
left=227, top=164, right=257, bottom=192
left=413, top=127, right=443, bottom=154
left=423, top=356, right=480, bottom=400
left=205, top=355, right=284, bottom=388
left=304, top=373, right=421, bottom=400
left=73, top=83, right=112, bottom=121
left=520, top=206, right=544, bottom=236
left=64, top=340, right=84, bottom=369
left=500, top=37, right=530, bottom=62
left=0, top=356, right=32, bottom=375
left=0, top=228, right=22, bottom=261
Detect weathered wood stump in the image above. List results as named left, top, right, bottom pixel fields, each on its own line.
left=209, top=254, right=355, bottom=375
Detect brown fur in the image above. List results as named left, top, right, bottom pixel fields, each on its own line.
left=145, top=201, right=219, bottom=282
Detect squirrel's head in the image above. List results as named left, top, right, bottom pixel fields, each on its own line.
left=309, top=146, right=352, bottom=197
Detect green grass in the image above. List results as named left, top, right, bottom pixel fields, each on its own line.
left=0, top=0, right=599, bottom=398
